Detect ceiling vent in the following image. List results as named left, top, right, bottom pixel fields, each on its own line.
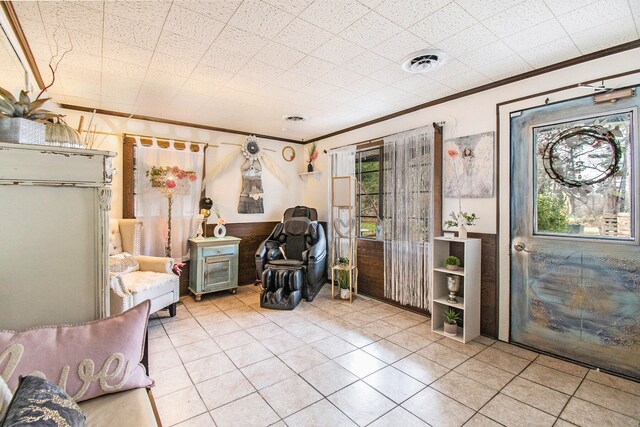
left=282, top=114, right=308, bottom=122
left=401, top=49, right=448, bottom=73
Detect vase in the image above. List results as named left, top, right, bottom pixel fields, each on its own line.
left=447, top=275, right=461, bottom=303
left=0, top=118, right=45, bottom=145
left=214, top=224, right=226, bottom=238
left=458, top=224, right=468, bottom=239
left=307, top=163, right=314, bottom=172
left=443, top=322, right=458, bottom=337
left=340, top=288, right=349, bottom=299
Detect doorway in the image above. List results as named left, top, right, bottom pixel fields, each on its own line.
left=509, top=90, right=639, bottom=380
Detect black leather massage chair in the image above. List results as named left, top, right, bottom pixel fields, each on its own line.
left=255, top=206, right=327, bottom=309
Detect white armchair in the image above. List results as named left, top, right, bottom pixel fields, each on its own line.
left=109, top=219, right=179, bottom=317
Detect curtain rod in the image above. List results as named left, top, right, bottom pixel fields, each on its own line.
left=323, top=122, right=445, bottom=153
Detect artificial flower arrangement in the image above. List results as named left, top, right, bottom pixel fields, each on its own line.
left=146, top=165, right=197, bottom=193
left=307, top=142, right=318, bottom=171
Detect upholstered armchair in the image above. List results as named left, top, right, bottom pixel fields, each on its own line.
left=255, top=206, right=327, bottom=308
left=108, top=219, right=179, bottom=317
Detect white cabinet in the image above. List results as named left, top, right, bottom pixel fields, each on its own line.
left=0, top=142, right=115, bottom=329
left=431, top=237, right=481, bottom=343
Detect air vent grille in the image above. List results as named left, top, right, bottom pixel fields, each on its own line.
left=401, top=49, right=448, bottom=73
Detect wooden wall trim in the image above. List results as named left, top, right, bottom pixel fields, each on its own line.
left=1, top=1, right=45, bottom=90
left=122, top=136, right=135, bottom=219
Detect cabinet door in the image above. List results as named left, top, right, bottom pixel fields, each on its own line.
left=202, top=255, right=234, bottom=291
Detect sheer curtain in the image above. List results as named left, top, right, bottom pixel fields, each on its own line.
left=135, top=137, right=204, bottom=261
left=328, top=146, right=356, bottom=269
left=383, top=126, right=434, bottom=310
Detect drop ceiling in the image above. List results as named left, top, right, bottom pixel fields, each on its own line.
left=11, top=0, right=640, bottom=141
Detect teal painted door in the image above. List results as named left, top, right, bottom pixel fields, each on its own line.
left=510, top=89, right=639, bottom=379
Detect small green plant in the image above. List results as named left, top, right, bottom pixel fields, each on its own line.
left=444, top=211, right=478, bottom=229
left=443, top=308, right=461, bottom=325
left=0, top=88, right=60, bottom=121
left=444, top=256, right=460, bottom=267
left=335, top=257, right=350, bottom=289
left=337, top=256, right=349, bottom=265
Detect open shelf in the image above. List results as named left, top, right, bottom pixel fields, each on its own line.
left=433, top=295, right=465, bottom=309
left=433, top=267, right=465, bottom=276
left=298, top=171, right=321, bottom=181
left=432, top=325, right=464, bottom=342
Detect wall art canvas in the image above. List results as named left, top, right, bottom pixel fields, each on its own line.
left=444, top=132, right=494, bottom=198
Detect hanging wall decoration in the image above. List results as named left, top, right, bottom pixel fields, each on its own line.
left=208, top=135, right=289, bottom=214
left=443, top=132, right=494, bottom=198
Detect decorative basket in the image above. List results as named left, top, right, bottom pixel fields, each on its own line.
left=0, top=118, right=46, bottom=145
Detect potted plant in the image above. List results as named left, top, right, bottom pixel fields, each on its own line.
left=336, top=257, right=350, bottom=299
left=444, top=211, right=478, bottom=239
left=307, top=142, right=318, bottom=172
left=0, top=88, right=61, bottom=145
left=444, top=255, right=461, bottom=271
left=443, top=308, right=461, bottom=337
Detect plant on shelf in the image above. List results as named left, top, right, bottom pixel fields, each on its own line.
left=336, top=257, right=350, bottom=299
left=0, top=89, right=61, bottom=122
left=444, top=255, right=461, bottom=271
left=443, top=308, right=461, bottom=337
left=443, top=211, right=478, bottom=229
left=444, top=148, right=479, bottom=238
left=306, top=142, right=318, bottom=172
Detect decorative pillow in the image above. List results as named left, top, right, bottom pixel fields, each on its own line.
left=0, top=376, right=11, bottom=421
left=109, top=253, right=139, bottom=274
left=0, top=300, right=153, bottom=403
left=2, top=375, right=85, bottom=426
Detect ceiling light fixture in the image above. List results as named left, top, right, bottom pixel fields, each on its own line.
left=401, top=49, right=448, bottom=73
left=282, top=114, right=309, bottom=122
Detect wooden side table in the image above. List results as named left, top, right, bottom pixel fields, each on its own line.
left=188, top=236, right=241, bottom=301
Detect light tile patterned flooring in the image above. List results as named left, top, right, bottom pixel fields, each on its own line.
left=149, top=285, right=640, bottom=427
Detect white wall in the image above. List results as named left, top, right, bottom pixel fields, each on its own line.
left=303, top=48, right=640, bottom=235
left=59, top=109, right=305, bottom=222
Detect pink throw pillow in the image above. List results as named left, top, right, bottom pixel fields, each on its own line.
left=0, top=300, right=154, bottom=402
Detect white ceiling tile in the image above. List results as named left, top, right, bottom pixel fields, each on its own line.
left=557, top=0, right=632, bottom=34
left=437, top=23, right=498, bottom=58
left=262, top=0, right=314, bottom=15
left=237, top=61, right=285, bottom=83
left=57, top=64, right=101, bottom=86
left=482, top=0, right=554, bottom=38
left=327, top=87, right=360, bottom=104
left=163, top=5, right=226, bottom=44
left=104, top=14, right=162, bottom=50
left=102, top=58, right=147, bottom=80
left=228, top=0, right=295, bottom=38
left=305, top=96, right=342, bottom=110
left=191, top=64, right=235, bottom=84
left=368, top=85, right=410, bottom=101
left=258, top=84, right=298, bottom=100
left=375, top=0, right=451, bottom=28
left=344, top=95, right=388, bottom=111
left=225, top=75, right=267, bottom=93
left=12, top=2, right=42, bottom=22
left=457, top=40, right=515, bottom=67
left=59, top=77, right=101, bottom=98
left=99, top=100, right=135, bottom=113
left=254, top=42, right=306, bottom=69
left=104, top=1, right=171, bottom=27
left=518, top=36, right=581, bottom=68
left=298, top=79, right=340, bottom=97
left=391, top=74, right=433, bottom=92
left=59, top=52, right=102, bottom=72
left=274, top=18, right=334, bottom=54
left=273, top=70, right=316, bottom=90
left=182, top=78, right=222, bottom=97
left=311, top=36, right=365, bottom=65
left=149, top=52, right=198, bottom=77
left=369, top=63, right=410, bottom=84
left=421, top=59, right=471, bottom=82
left=543, top=0, right=598, bottom=16
left=144, top=70, right=187, bottom=89
left=371, top=31, right=430, bottom=61
left=409, top=2, right=477, bottom=44
left=210, top=27, right=269, bottom=57
left=343, top=51, right=394, bottom=76
left=39, top=3, right=103, bottom=37
left=438, top=69, right=491, bottom=90
left=19, top=19, right=48, bottom=44
left=348, top=76, right=387, bottom=95
left=502, top=19, right=567, bottom=52
left=340, top=11, right=403, bottom=49
left=101, top=75, right=143, bottom=96
left=358, top=0, right=386, bottom=8
left=290, top=56, right=336, bottom=78
left=176, top=0, right=242, bottom=22
left=570, top=15, right=638, bottom=54
left=58, top=29, right=102, bottom=56
left=65, top=95, right=99, bottom=107
left=102, top=39, right=154, bottom=67
left=299, top=0, right=369, bottom=33
left=419, top=81, right=454, bottom=100
left=156, top=32, right=210, bottom=61
left=201, top=46, right=253, bottom=73
left=455, top=0, right=524, bottom=21
left=318, top=67, right=363, bottom=88
left=476, top=54, right=533, bottom=80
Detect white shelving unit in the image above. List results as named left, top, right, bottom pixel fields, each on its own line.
left=431, top=237, right=481, bottom=343
left=298, top=171, right=321, bottom=181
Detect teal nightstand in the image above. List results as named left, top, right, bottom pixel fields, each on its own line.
left=188, top=236, right=241, bottom=301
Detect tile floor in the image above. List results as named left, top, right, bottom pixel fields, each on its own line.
left=148, top=285, right=640, bottom=427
